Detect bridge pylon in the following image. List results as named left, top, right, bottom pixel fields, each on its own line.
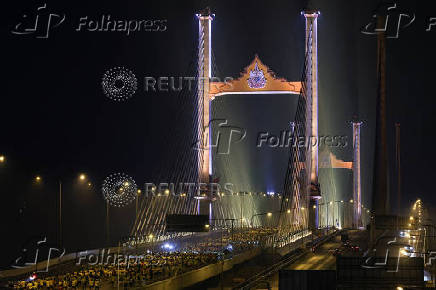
left=303, top=10, right=321, bottom=230
left=196, top=8, right=214, bottom=218
left=352, top=119, right=363, bottom=229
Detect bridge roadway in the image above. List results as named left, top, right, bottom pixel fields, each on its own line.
left=191, top=232, right=347, bottom=289
left=286, top=235, right=340, bottom=270
left=247, top=235, right=341, bottom=290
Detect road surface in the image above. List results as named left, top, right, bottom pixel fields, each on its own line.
left=285, top=235, right=341, bottom=271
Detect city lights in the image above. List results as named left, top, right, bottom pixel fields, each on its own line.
left=0, top=155, right=5, bottom=163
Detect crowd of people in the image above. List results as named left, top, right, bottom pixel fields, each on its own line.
left=7, top=227, right=288, bottom=289
left=8, top=268, right=104, bottom=289
left=8, top=251, right=220, bottom=289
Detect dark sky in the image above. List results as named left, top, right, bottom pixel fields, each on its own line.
left=2, top=0, right=436, bottom=268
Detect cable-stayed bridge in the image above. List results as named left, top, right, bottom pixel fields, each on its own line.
left=129, top=8, right=365, bottom=249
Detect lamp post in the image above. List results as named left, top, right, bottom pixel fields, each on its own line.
left=34, top=173, right=88, bottom=246
left=250, top=212, right=272, bottom=228
left=333, top=200, right=342, bottom=229
left=59, top=180, right=62, bottom=246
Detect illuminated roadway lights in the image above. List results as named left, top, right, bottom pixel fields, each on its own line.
left=0, top=155, right=5, bottom=163
left=161, top=242, right=175, bottom=251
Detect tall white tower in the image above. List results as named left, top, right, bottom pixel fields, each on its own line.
left=196, top=8, right=213, bottom=185
left=304, top=10, right=321, bottom=230
left=352, top=121, right=363, bottom=228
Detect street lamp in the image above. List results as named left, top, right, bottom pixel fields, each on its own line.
left=250, top=212, right=273, bottom=228
left=33, top=173, right=88, bottom=246
left=0, top=155, right=5, bottom=163
left=135, top=189, right=141, bottom=223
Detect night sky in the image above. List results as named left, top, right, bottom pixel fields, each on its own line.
left=2, top=0, right=436, bottom=268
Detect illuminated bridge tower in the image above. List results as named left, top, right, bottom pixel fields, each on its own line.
left=196, top=8, right=214, bottom=219
left=304, top=10, right=322, bottom=230
left=196, top=8, right=213, bottom=185
left=352, top=120, right=363, bottom=228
